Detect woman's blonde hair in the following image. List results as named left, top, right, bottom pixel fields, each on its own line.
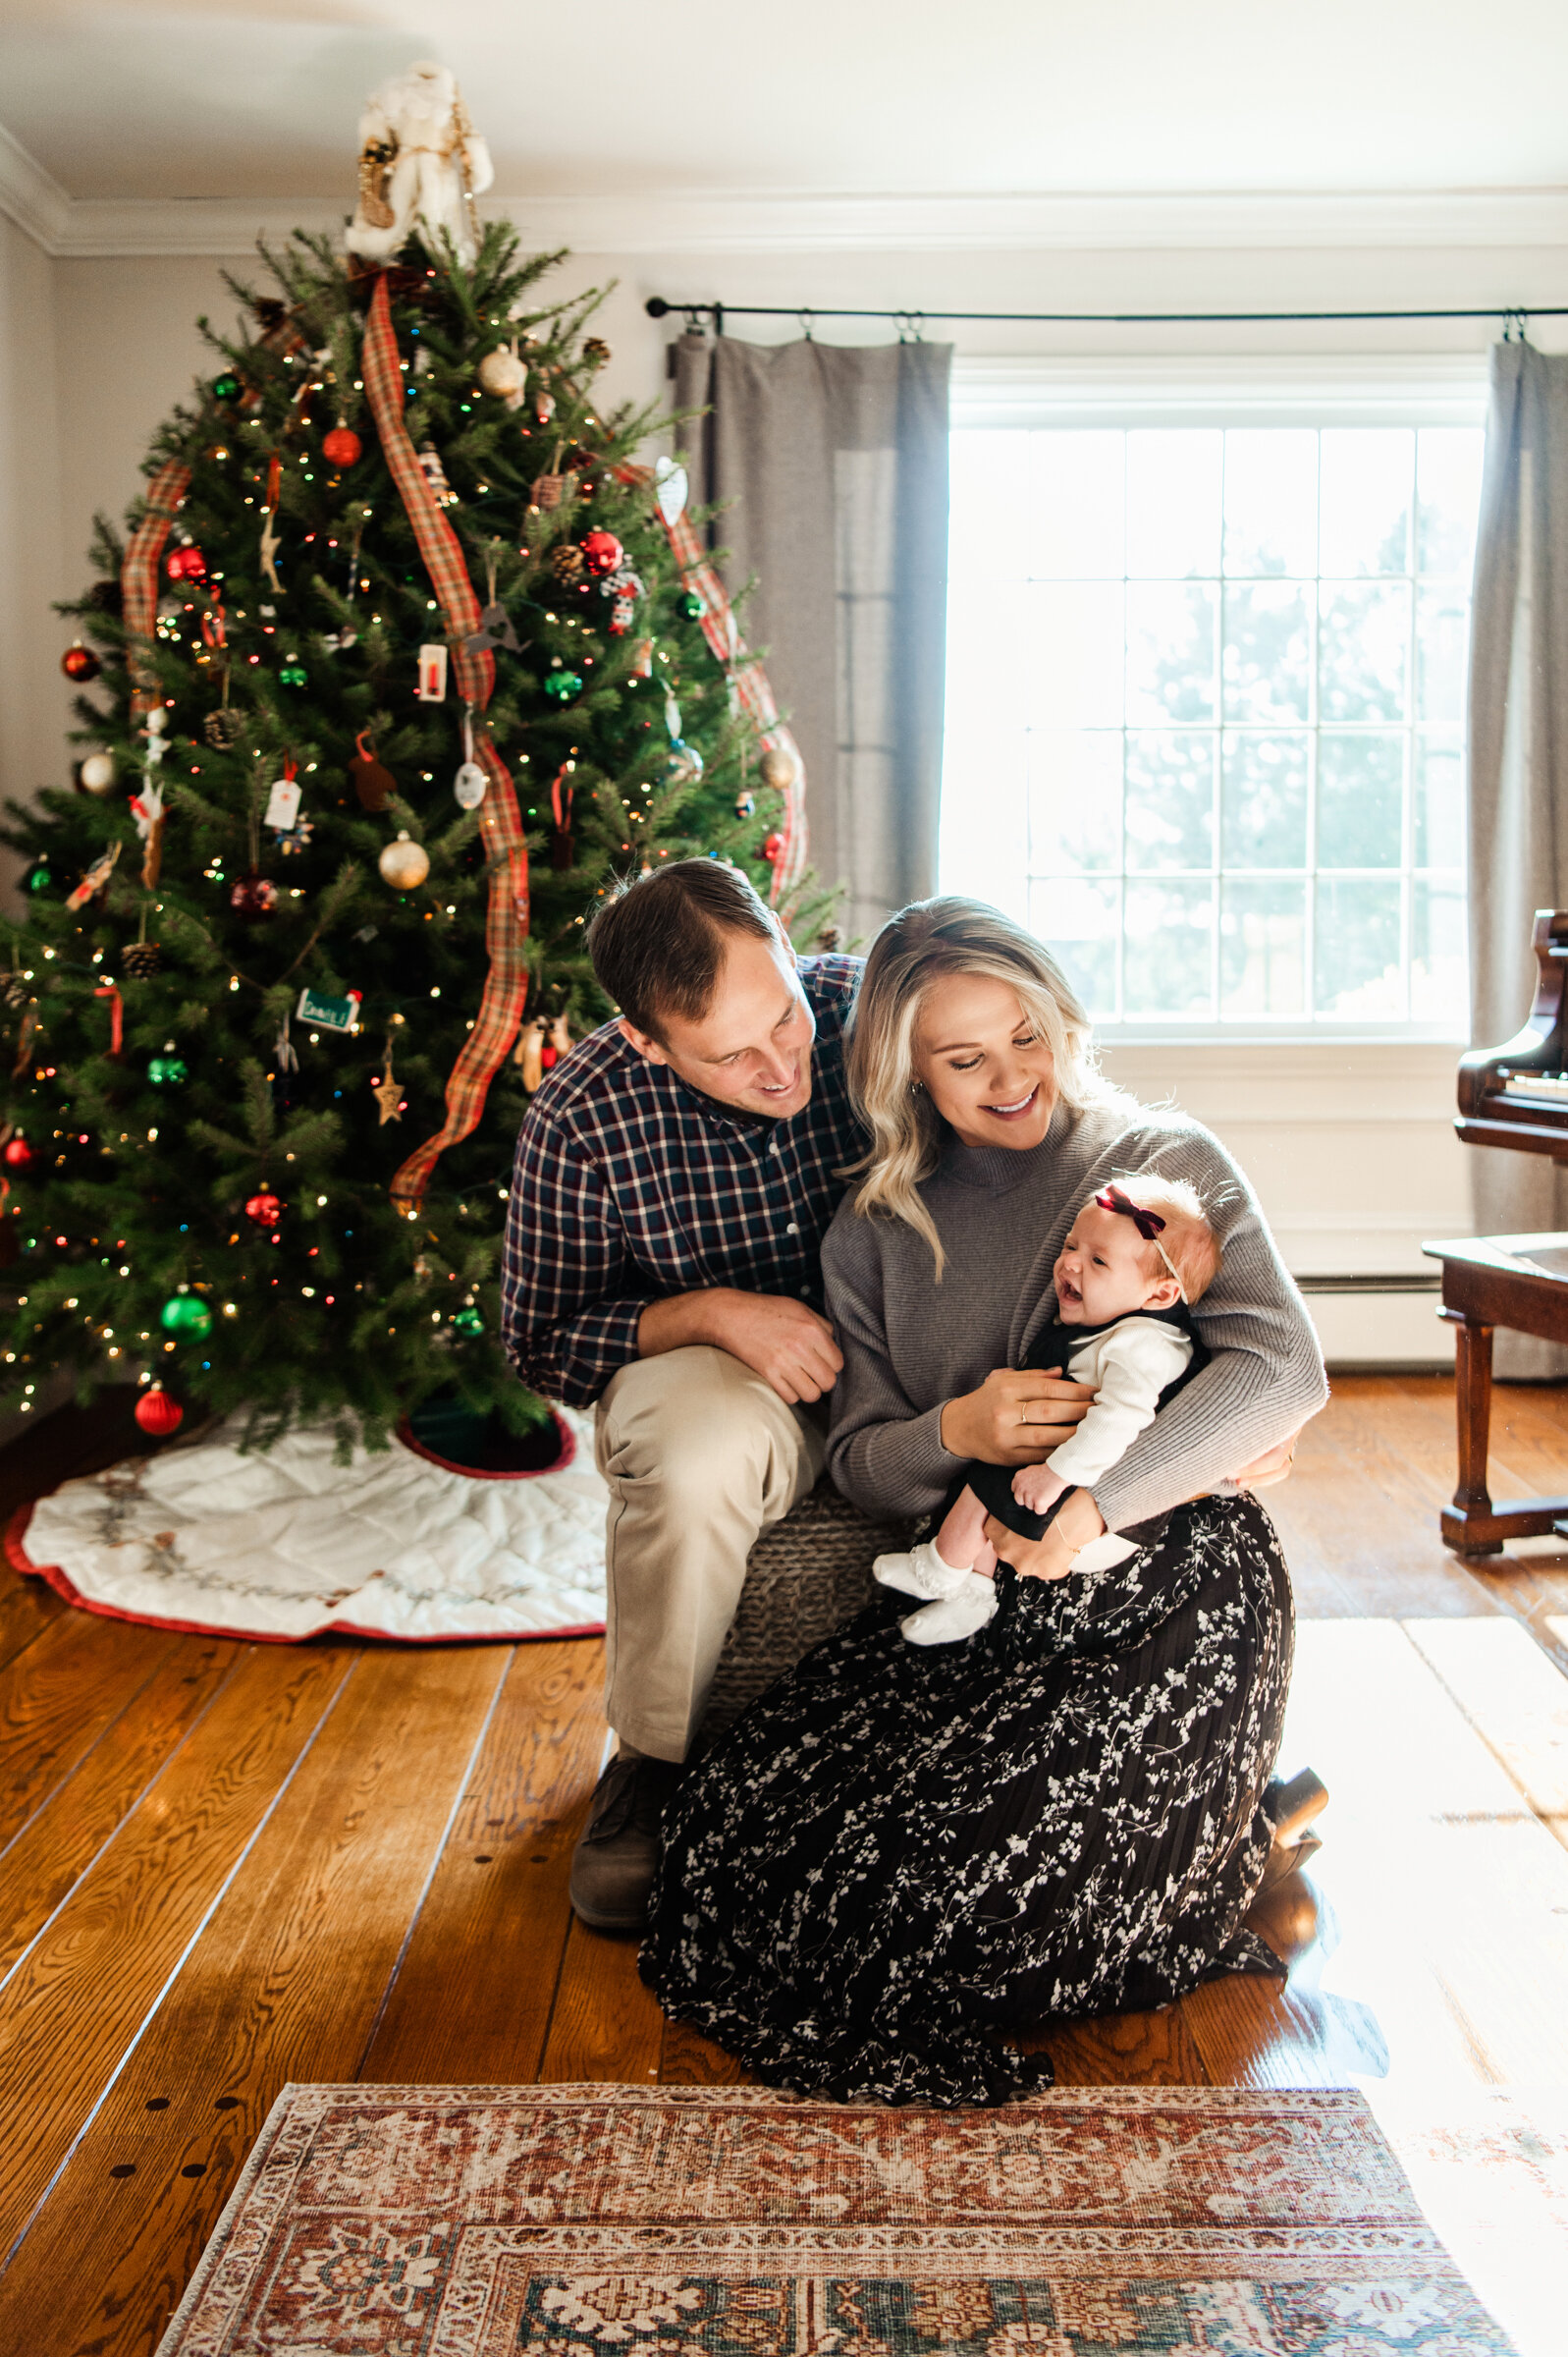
left=844, top=897, right=1121, bottom=1276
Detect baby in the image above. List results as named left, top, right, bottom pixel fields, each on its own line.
left=874, top=1175, right=1219, bottom=1645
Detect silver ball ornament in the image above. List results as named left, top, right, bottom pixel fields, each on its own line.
left=79, top=751, right=117, bottom=795
left=758, top=745, right=796, bottom=792
left=477, top=347, right=527, bottom=399
left=378, top=830, right=430, bottom=890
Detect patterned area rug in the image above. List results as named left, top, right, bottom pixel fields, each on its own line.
left=10, top=1409, right=607, bottom=1643
left=158, top=2082, right=1515, bottom=2355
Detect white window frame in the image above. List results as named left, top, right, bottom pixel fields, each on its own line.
left=945, top=353, right=1489, bottom=1048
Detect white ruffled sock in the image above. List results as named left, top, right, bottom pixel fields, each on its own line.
left=899, top=1575, right=1000, bottom=1647
left=873, top=1537, right=971, bottom=1600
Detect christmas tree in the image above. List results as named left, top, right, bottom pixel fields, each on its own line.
left=0, top=206, right=812, bottom=1453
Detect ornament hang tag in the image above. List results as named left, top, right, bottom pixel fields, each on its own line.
left=655, top=455, right=688, bottom=525
left=296, top=985, right=361, bottom=1035
left=264, top=763, right=301, bottom=831
left=454, top=705, right=487, bottom=808
left=417, top=642, right=449, bottom=702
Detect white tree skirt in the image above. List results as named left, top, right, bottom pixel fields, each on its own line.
left=8, top=1408, right=608, bottom=1643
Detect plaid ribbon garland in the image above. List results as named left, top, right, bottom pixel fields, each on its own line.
left=121, top=457, right=192, bottom=719
left=616, top=464, right=808, bottom=899
left=359, top=273, right=532, bottom=1213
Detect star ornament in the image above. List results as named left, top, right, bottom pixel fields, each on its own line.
left=373, top=1074, right=405, bottom=1124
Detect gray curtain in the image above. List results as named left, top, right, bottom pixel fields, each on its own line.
left=673, top=333, right=951, bottom=943
left=1468, top=341, right=1568, bottom=1373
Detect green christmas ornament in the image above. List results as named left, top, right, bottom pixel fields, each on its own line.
left=212, top=372, right=242, bottom=403
left=24, top=861, right=51, bottom=895
left=147, top=1055, right=189, bottom=1085
left=454, top=1306, right=484, bottom=1336
left=543, top=670, right=581, bottom=702
left=160, top=1295, right=214, bottom=1338
left=678, top=590, right=703, bottom=620
left=278, top=663, right=308, bottom=688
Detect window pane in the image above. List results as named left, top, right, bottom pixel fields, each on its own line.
left=1126, top=429, right=1221, bottom=576
left=1414, top=732, right=1465, bottom=869
left=1126, top=581, right=1217, bottom=724
left=1125, top=731, right=1215, bottom=873
left=1028, top=731, right=1121, bottom=873
left=1316, top=876, right=1404, bottom=1017
left=1124, top=879, right=1215, bottom=1017
left=1319, top=733, right=1404, bottom=869
left=1418, top=427, right=1485, bottom=579
left=1412, top=874, right=1468, bottom=1023
left=1223, top=429, right=1318, bottom=576
left=1319, top=580, right=1410, bottom=722
left=1416, top=582, right=1469, bottom=724
left=1319, top=428, right=1413, bottom=576
left=940, top=713, right=1028, bottom=917
left=1220, top=878, right=1306, bottom=1017
left=1222, top=583, right=1310, bottom=723
left=949, top=432, right=1021, bottom=581
left=1032, top=876, right=1119, bottom=1018
left=1221, top=732, right=1309, bottom=869
left=1020, top=580, right=1124, bottom=727
left=1028, top=430, right=1125, bottom=578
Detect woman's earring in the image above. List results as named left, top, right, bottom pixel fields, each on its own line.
left=909, top=1078, right=924, bottom=1095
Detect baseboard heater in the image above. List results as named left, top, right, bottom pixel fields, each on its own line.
left=1293, top=1273, right=1441, bottom=1295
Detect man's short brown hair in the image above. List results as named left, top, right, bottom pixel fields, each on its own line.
left=587, top=858, right=780, bottom=1039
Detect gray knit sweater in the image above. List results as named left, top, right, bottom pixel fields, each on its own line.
left=821, top=1094, right=1328, bottom=1532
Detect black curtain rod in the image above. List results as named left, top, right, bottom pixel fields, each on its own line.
left=646, top=297, right=1566, bottom=331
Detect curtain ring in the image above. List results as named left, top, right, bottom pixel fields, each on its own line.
left=797, top=308, right=815, bottom=341
left=895, top=309, right=926, bottom=344
left=1503, top=306, right=1531, bottom=344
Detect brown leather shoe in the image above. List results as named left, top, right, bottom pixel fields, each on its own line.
left=568, top=1754, right=680, bottom=1933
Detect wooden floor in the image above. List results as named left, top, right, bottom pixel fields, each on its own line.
left=2, top=1376, right=1568, bottom=2352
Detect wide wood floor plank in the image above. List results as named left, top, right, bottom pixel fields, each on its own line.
left=659, top=2016, right=754, bottom=2086
left=0, top=1645, right=349, bottom=2260
left=0, top=1611, right=177, bottom=1850
left=538, top=1919, right=665, bottom=2085
left=1037, top=2004, right=1211, bottom=2086
left=0, top=1570, right=66, bottom=1679
left=357, top=1639, right=602, bottom=2086
left=0, top=1643, right=508, bottom=2357
left=0, top=1636, right=239, bottom=1980
left=1403, top=1613, right=1568, bottom=1837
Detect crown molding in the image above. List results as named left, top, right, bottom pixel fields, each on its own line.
left=4, top=142, right=1568, bottom=261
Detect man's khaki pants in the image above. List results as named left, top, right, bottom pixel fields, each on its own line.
left=594, top=1345, right=828, bottom=1763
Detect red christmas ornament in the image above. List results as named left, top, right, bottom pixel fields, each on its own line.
left=763, top=831, right=784, bottom=865
left=580, top=528, right=623, bottom=578
left=230, top=873, right=278, bottom=919
left=166, top=546, right=207, bottom=583
left=61, top=643, right=100, bottom=683
left=2, top=1137, right=32, bottom=1170
left=244, top=1191, right=283, bottom=1227
left=323, top=426, right=362, bottom=467
left=135, top=1386, right=184, bottom=1438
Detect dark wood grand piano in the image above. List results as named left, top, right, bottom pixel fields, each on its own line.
left=1427, top=906, right=1568, bottom=1551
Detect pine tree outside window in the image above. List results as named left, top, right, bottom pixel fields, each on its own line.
left=940, top=359, right=1487, bottom=1037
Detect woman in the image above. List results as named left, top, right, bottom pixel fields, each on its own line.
left=641, top=900, right=1327, bottom=2106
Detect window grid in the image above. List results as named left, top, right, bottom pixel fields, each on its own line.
left=944, top=421, right=1480, bottom=1033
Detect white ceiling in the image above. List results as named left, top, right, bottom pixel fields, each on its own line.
left=1, top=0, right=1566, bottom=206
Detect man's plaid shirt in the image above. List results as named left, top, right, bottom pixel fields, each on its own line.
left=501, top=956, right=864, bottom=1406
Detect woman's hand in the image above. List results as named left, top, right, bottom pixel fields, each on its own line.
left=1233, top=1430, right=1302, bottom=1490
left=983, top=1487, right=1107, bottom=1581
left=941, top=1369, right=1097, bottom=1465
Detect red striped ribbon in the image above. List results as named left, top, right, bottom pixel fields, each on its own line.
left=615, top=463, right=807, bottom=898
left=121, top=458, right=192, bottom=720
left=359, top=272, right=532, bottom=1213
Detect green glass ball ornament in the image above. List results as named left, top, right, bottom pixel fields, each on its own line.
left=24, top=860, right=51, bottom=895
left=211, top=372, right=242, bottom=403
left=678, top=590, right=703, bottom=621
left=543, top=669, right=582, bottom=702
left=147, top=1055, right=188, bottom=1085
left=453, top=1306, right=484, bottom=1336
left=160, top=1295, right=214, bottom=1338
left=278, top=663, right=308, bottom=688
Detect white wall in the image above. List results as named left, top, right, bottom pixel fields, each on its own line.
left=13, top=211, right=1561, bottom=1359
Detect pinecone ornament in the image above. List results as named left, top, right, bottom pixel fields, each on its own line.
left=123, top=940, right=162, bottom=979
left=550, top=542, right=587, bottom=587
left=203, top=707, right=243, bottom=750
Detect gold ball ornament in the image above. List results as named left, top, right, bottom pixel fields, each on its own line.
left=758, top=745, right=796, bottom=792
left=79, top=751, right=117, bottom=795
left=378, top=831, right=430, bottom=891
left=477, top=347, right=526, bottom=399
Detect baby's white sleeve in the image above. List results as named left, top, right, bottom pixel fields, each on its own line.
left=1046, top=1330, right=1194, bottom=1491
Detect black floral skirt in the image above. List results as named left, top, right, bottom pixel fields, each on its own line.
left=640, top=1492, right=1293, bottom=2108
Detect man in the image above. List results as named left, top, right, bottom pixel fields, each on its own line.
left=503, top=859, right=1092, bottom=1931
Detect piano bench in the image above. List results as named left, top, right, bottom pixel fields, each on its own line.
left=1423, top=1231, right=1568, bottom=1553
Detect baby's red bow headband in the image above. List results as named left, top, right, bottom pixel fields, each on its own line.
left=1094, top=1184, right=1186, bottom=1301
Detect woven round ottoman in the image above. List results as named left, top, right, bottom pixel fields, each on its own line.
left=699, top=1479, right=914, bottom=1741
